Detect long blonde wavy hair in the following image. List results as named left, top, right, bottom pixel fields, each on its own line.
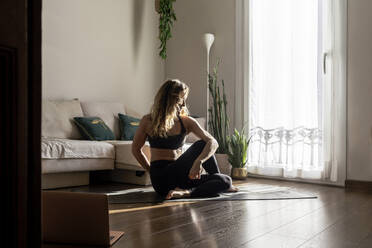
left=149, top=79, right=190, bottom=138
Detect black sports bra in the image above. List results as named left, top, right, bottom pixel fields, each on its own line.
left=147, top=115, right=186, bottom=149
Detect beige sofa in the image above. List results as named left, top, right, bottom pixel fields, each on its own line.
left=41, top=99, right=204, bottom=189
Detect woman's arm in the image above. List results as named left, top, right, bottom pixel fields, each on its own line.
left=183, top=116, right=219, bottom=179
left=131, top=115, right=151, bottom=172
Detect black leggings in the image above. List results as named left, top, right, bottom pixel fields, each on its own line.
left=150, top=140, right=232, bottom=198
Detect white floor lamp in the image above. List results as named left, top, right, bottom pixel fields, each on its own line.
left=203, top=33, right=215, bottom=132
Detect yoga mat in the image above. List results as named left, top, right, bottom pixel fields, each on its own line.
left=69, top=184, right=317, bottom=204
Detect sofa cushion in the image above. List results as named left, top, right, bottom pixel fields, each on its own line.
left=73, top=117, right=115, bottom=141
left=42, top=159, right=114, bottom=175
left=80, top=101, right=125, bottom=140
left=42, top=99, right=83, bottom=139
left=118, top=113, right=140, bottom=140
left=104, top=140, right=151, bottom=170
left=42, top=138, right=115, bottom=159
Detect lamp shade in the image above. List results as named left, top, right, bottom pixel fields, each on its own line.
left=203, top=33, right=215, bottom=54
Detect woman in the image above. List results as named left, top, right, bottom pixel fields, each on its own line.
left=131, top=79, right=238, bottom=200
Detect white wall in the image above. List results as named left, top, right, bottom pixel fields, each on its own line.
left=165, top=0, right=236, bottom=131
left=42, top=0, right=164, bottom=115
left=347, top=0, right=372, bottom=181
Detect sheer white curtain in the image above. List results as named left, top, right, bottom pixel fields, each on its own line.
left=247, top=0, right=346, bottom=182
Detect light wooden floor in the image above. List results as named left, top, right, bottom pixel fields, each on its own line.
left=107, top=178, right=372, bottom=248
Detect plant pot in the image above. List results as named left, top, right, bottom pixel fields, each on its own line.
left=231, top=168, right=248, bottom=180
left=215, top=153, right=232, bottom=176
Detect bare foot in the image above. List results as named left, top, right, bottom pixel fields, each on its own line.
left=225, top=185, right=239, bottom=193
left=165, top=187, right=191, bottom=200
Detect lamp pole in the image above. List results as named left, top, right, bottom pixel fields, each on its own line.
left=203, top=33, right=215, bottom=132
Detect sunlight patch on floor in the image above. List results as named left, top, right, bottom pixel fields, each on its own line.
left=109, top=201, right=196, bottom=214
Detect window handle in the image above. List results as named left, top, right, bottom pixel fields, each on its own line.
left=323, top=52, right=328, bottom=74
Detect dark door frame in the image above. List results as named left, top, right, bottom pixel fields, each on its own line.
left=1, top=0, right=42, bottom=247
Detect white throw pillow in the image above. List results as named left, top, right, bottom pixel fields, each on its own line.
left=80, top=101, right=126, bottom=140
left=42, top=99, right=83, bottom=139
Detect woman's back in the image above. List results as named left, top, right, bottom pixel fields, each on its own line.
left=147, top=114, right=186, bottom=150
left=145, top=114, right=187, bottom=162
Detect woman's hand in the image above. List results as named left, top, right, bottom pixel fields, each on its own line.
left=188, top=160, right=203, bottom=179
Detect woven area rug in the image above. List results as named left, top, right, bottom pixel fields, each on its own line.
left=69, top=184, right=317, bottom=204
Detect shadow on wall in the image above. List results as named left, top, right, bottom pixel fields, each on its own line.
left=132, top=0, right=145, bottom=64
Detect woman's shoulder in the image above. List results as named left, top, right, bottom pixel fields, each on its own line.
left=179, top=115, right=197, bottom=134
left=179, top=115, right=197, bottom=124
left=180, top=115, right=207, bottom=131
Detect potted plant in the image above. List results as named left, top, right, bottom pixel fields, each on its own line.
left=155, top=0, right=177, bottom=59
left=227, top=125, right=251, bottom=179
left=208, top=59, right=231, bottom=175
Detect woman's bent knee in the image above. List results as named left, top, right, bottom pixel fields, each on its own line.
left=221, top=174, right=232, bottom=189
left=213, top=173, right=232, bottom=189
left=188, top=139, right=207, bottom=153
left=194, top=139, right=206, bottom=147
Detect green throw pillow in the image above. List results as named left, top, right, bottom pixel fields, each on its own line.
left=73, top=117, right=115, bottom=141
left=118, top=113, right=140, bottom=140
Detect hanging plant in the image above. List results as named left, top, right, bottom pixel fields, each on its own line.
left=156, top=0, right=177, bottom=59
